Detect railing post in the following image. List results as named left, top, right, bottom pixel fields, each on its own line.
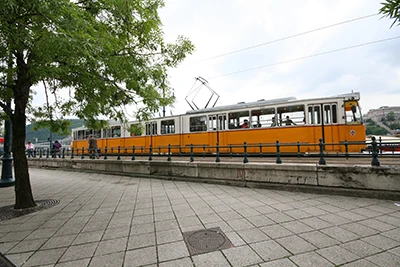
left=179, top=146, right=182, bottom=158
left=190, top=144, right=194, bottom=162
left=104, top=146, right=108, bottom=160
left=167, top=144, right=171, bottom=162
left=149, top=145, right=153, bottom=161
left=71, top=148, right=74, bottom=159
left=259, top=143, right=263, bottom=158
left=39, top=148, right=42, bottom=158
left=117, top=146, right=121, bottom=160
left=131, top=146, right=135, bottom=160
left=371, top=136, right=380, bottom=166
left=215, top=142, right=220, bottom=163
left=81, top=147, right=84, bottom=159
left=344, top=140, right=349, bottom=160
left=125, top=147, right=127, bottom=155
left=297, top=141, right=301, bottom=158
left=111, top=148, right=114, bottom=155
left=203, top=145, right=206, bottom=158
left=62, top=148, right=65, bottom=159
left=229, top=144, right=232, bottom=159
left=318, top=139, right=326, bottom=165
left=243, top=142, right=249, bottom=164
left=379, top=136, right=382, bottom=156
left=276, top=140, right=282, bottom=164
left=158, top=146, right=161, bottom=156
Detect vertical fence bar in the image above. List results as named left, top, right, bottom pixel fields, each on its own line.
left=117, top=146, right=121, bottom=160
left=46, top=148, right=49, bottom=158
left=167, top=144, right=171, bottom=162
left=104, top=146, right=108, bottom=160
left=243, top=142, right=249, bottom=164
left=229, top=144, right=232, bottom=159
left=81, top=147, right=84, bottom=159
left=158, top=146, right=161, bottom=156
left=190, top=144, right=194, bottom=162
left=379, top=136, right=382, bottom=156
left=318, top=139, right=326, bottom=165
left=149, top=145, right=153, bottom=161
left=132, top=146, right=135, bottom=160
left=203, top=145, right=206, bottom=158
left=344, top=140, right=349, bottom=160
left=259, top=143, right=263, bottom=158
left=276, top=140, right=282, bottom=164
left=216, top=142, right=220, bottom=163
left=125, top=147, right=127, bottom=155
left=297, top=141, right=301, bottom=158
left=371, top=136, right=380, bottom=166
left=62, top=148, right=65, bottom=159
left=71, top=148, right=74, bottom=159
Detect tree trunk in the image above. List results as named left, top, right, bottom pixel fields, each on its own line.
left=12, top=52, right=36, bottom=210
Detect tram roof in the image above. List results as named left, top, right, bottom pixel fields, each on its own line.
left=185, top=92, right=361, bottom=115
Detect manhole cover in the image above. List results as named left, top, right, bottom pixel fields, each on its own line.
left=183, top=227, right=233, bottom=255
left=0, top=199, right=60, bottom=222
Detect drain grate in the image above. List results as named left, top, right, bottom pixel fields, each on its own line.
left=0, top=252, right=16, bottom=267
left=183, top=227, right=234, bottom=256
left=0, top=199, right=60, bottom=222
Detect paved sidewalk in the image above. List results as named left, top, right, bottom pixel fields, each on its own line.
left=0, top=168, right=398, bottom=267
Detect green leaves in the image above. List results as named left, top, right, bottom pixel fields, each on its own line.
left=380, top=0, right=400, bottom=27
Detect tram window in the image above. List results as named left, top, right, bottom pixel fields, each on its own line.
left=129, top=123, right=143, bottom=136
left=161, top=120, right=175, bottom=134
left=190, top=116, right=207, bottom=132
left=277, top=105, right=305, bottom=126
left=228, top=111, right=250, bottom=129
left=251, top=108, right=275, bottom=128
left=344, top=101, right=361, bottom=124
left=111, top=126, right=121, bottom=137
left=308, top=106, right=321, bottom=125
left=76, top=130, right=85, bottom=140
left=324, top=104, right=338, bottom=124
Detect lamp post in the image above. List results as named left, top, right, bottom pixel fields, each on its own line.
left=0, top=111, right=15, bottom=187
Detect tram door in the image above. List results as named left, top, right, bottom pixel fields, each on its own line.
left=322, top=103, right=339, bottom=151
left=308, top=105, right=322, bottom=151
left=208, top=114, right=227, bottom=150
left=145, top=122, right=157, bottom=149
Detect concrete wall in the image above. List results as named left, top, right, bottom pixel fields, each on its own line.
left=27, top=158, right=400, bottom=199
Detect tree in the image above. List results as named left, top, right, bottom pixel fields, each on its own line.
left=0, top=0, right=194, bottom=209
left=380, top=0, right=400, bottom=27
left=386, top=111, right=396, bottom=121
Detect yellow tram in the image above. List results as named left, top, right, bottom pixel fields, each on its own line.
left=71, top=92, right=366, bottom=154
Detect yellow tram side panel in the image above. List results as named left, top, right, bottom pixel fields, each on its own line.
left=152, top=134, right=182, bottom=154
left=341, top=124, right=367, bottom=152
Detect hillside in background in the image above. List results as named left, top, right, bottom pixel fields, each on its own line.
left=26, top=119, right=85, bottom=143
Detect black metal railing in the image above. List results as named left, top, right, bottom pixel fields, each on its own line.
left=27, top=137, right=400, bottom=166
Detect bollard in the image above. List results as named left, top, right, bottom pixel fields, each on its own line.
left=243, top=142, right=249, bottom=164
left=117, top=146, right=121, bottom=160
left=149, top=145, right=153, bottom=161
left=216, top=142, right=220, bottom=163
left=104, top=146, right=108, bottom=160
left=81, top=147, right=84, bottom=159
left=259, top=143, right=263, bottom=158
left=229, top=144, right=232, bottom=159
left=297, top=141, right=301, bottom=158
left=62, top=148, right=65, bottom=159
left=318, top=139, right=326, bottom=165
left=371, top=136, right=380, bottom=166
left=344, top=140, right=349, bottom=160
left=189, top=144, right=194, bottom=162
left=276, top=140, right=282, bottom=164
left=167, top=144, right=171, bottom=162
left=132, top=146, right=135, bottom=160
left=71, top=147, right=74, bottom=159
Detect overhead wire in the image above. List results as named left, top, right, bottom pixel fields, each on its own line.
left=209, top=36, right=400, bottom=79
left=194, top=13, right=379, bottom=63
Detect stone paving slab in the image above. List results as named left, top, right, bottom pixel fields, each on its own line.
left=0, top=168, right=399, bottom=266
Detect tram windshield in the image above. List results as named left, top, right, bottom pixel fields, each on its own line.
left=344, top=101, right=362, bottom=124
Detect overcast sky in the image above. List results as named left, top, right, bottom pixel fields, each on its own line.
left=31, top=0, right=400, bottom=120
left=158, top=0, right=400, bottom=116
